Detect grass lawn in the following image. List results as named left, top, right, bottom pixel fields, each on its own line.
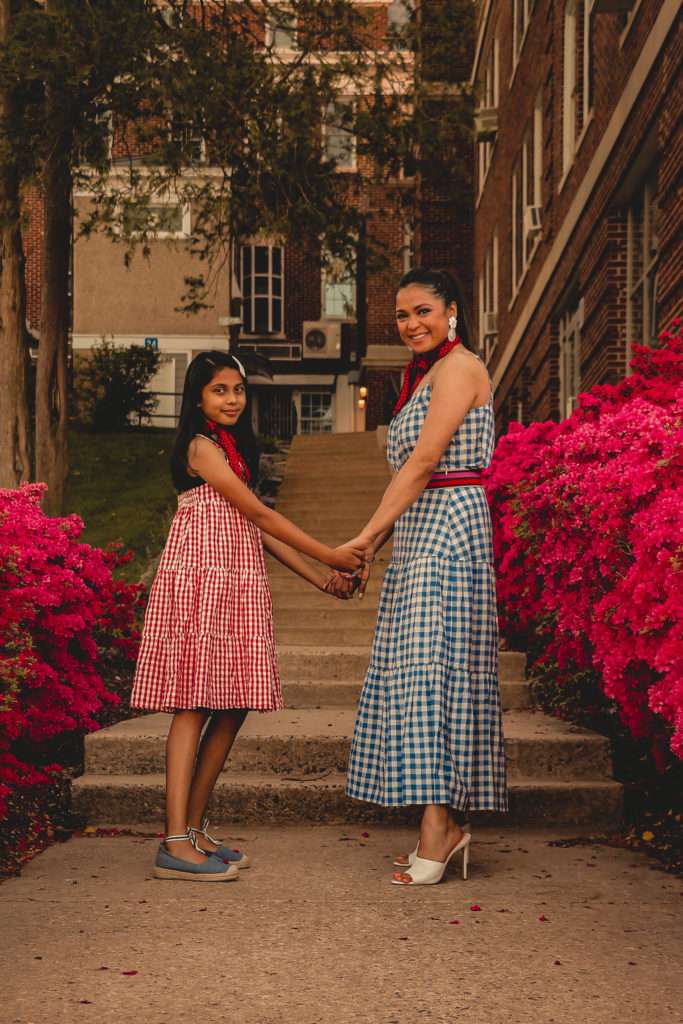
left=66, top=427, right=177, bottom=582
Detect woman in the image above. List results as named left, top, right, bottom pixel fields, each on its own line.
left=343, top=267, right=508, bottom=885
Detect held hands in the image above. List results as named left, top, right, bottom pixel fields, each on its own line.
left=329, top=544, right=366, bottom=574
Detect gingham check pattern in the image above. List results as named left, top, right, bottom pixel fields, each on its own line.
left=131, top=481, right=283, bottom=713
left=346, top=381, right=508, bottom=811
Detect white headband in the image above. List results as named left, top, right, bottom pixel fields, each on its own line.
left=232, top=354, right=246, bottom=378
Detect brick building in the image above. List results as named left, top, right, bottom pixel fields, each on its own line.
left=471, top=0, right=682, bottom=431
left=24, top=0, right=473, bottom=438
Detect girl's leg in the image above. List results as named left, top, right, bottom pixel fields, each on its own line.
left=164, top=708, right=210, bottom=864
left=186, top=708, right=248, bottom=850
left=393, top=804, right=465, bottom=882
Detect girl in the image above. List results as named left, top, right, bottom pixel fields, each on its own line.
left=131, top=350, right=364, bottom=881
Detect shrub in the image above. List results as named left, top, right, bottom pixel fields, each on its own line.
left=73, top=339, right=160, bottom=430
left=485, top=323, right=683, bottom=764
left=0, top=484, right=144, bottom=861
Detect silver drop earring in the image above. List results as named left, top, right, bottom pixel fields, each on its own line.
left=448, top=315, right=457, bottom=342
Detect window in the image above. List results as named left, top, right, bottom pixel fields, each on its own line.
left=242, top=244, right=284, bottom=335
left=563, top=0, right=593, bottom=176
left=168, top=112, right=206, bottom=164
left=511, top=157, right=521, bottom=293
left=387, top=0, right=412, bottom=50
left=325, top=100, right=356, bottom=170
left=522, top=90, right=543, bottom=263
left=323, top=252, right=355, bottom=318
left=120, top=201, right=190, bottom=238
left=476, top=26, right=499, bottom=194
left=268, top=9, right=297, bottom=49
left=559, top=297, right=583, bottom=419
left=562, top=0, right=577, bottom=174
left=478, top=229, right=499, bottom=362
left=627, top=168, right=660, bottom=353
left=299, top=392, right=333, bottom=434
left=402, top=220, right=414, bottom=274
left=512, top=0, right=534, bottom=64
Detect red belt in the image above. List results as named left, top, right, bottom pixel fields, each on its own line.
left=426, top=469, right=483, bottom=489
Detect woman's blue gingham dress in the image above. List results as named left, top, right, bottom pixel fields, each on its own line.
left=346, top=378, right=508, bottom=812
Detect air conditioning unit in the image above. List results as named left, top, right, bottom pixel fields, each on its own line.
left=302, top=321, right=342, bottom=359
left=524, top=205, right=542, bottom=235
left=482, top=312, right=498, bottom=337
left=475, top=107, right=498, bottom=142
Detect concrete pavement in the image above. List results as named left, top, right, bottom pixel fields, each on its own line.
left=3, top=825, right=682, bottom=1024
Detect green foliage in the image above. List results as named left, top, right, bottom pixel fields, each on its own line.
left=72, top=339, right=161, bottom=431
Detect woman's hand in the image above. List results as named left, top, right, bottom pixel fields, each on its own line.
left=328, top=544, right=366, bottom=573
left=340, top=536, right=375, bottom=598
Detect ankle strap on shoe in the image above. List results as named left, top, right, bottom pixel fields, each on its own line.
left=163, top=834, right=191, bottom=843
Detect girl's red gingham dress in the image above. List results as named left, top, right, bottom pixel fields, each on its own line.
left=131, top=478, right=283, bottom=713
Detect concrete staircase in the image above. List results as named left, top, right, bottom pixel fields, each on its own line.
left=72, top=432, right=623, bottom=828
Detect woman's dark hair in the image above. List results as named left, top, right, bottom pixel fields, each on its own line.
left=170, top=349, right=259, bottom=491
left=397, top=267, right=474, bottom=351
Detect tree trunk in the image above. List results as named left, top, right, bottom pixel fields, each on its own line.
left=35, top=0, right=71, bottom=516
left=0, top=0, right=31, bottom=488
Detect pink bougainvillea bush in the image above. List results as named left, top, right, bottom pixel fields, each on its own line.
left=485, top=323, right=683, bottom=764
left=0, top=484, right=144, bottom=864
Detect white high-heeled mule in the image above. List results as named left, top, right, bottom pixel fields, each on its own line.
left=393, top=825, right=471, bottom=869
left=391, top=832, right=471, bottom=886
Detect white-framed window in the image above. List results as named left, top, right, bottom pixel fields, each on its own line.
left=299, top=391, right=333, bottom=433
left=267, top=9, right=297, bottom=50
left=522, top=90, right=543, bottom=264
left=562, top=0, right=593, bottom=176
left=402, top=219, right=414, bottom=274
left=477, top=26, right=499, bottom=194
left=325, top=100, right=356, bottom=171
left=241, top=243, right=284, bottom=335
left=562, top=0, right=577, bottom=175
left=511, top=157, right=520, bottom=293
left=512, top=0, right=534, bottom=65
left=627, top=168, right=660, bottom=354
left=559, top=297, right=583, bottom=420
left=582, top=0, right=595, bottom=127
left=478, top=228, right=499, bottom=363
left=323, top=252, right=355, bottom=318
left=119, top=200, right=190, bottom=238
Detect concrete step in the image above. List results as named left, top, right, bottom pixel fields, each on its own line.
left=82, top=709, right=609, bottom=780
left=274, top=606, right=379, bottom=629
left=71, top=771, right=623, bottom=828
left=274, top=646, right=526, bottom=683
left=275, top=626, right=378, bottom=644
left=281, top=678, right=530, bottom=711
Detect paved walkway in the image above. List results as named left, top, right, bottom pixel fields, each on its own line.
left=3, top=825, right=681, bottom=1023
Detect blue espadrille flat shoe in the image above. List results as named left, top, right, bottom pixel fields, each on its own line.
left=188, top=820, right=250, bottom=869
left=153, top=834, right=239, bottom=881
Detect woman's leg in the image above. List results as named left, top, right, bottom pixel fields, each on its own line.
left=164, top=709, right=210, bottom=864
left=393, top=804, right=466, bottom=882
left=186, top=708, right=248, bottom=850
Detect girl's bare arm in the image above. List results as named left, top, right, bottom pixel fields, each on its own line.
left=187, top=438, right=364, bottom=573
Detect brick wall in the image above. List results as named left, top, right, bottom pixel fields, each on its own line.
left=474, top=0, right=682, bottom=432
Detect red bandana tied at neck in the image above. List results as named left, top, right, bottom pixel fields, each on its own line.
left=204, top=420, right=251, bottom=484
left=392, top=336, right=461, bottom=418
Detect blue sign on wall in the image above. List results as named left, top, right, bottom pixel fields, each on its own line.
left=144, top=337, right=159, bottom=351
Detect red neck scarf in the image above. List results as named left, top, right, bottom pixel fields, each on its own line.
left=204, top=420, right=251, bottom=484
left=392, top=336, right=460, bottom=418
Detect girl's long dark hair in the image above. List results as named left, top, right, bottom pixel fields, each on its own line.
left=397, top=267, right=474, bottom=351
left=170, top=350, right=259, bottom=492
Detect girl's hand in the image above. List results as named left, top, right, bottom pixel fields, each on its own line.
left=322, top=573, right=354, bottom=599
